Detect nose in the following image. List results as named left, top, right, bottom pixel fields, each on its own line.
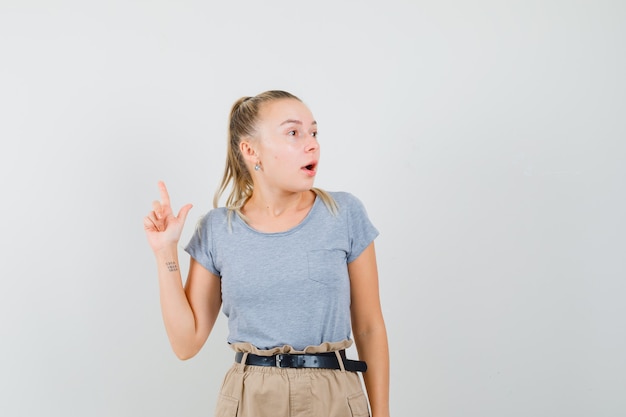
left=305, top=134, right=319, bottom=152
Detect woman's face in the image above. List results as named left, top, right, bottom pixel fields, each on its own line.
left=253, top=98, right=320, bottom=193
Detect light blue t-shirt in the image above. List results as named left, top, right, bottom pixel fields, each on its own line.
left=184, top=191, right=378, bottom=350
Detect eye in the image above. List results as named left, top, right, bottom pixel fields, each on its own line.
left=288, top=130, right=297, bottom=136
left=311, top=131, right=318, bottom=138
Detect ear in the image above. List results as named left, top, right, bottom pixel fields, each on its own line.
left=239, top=139, right=258, bottom=165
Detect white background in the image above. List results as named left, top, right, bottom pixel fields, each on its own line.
left=1, top=1, right=625, bottom=416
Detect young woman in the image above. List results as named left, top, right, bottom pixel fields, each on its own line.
left=144, top=90, right=389, bottom=417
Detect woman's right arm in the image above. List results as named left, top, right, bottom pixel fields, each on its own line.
left=145, top=181, right=222, bottom=360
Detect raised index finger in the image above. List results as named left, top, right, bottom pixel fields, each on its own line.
left=157, top=180, right=171, bottom=207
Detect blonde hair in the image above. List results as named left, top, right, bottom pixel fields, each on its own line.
left=213, top=90, right=337, bottom=220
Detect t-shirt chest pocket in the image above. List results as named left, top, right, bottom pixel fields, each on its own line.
left=306, top=249, right=348, bottom=286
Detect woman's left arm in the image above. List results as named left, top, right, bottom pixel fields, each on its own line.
left=349, top=242, right=390, bottom=417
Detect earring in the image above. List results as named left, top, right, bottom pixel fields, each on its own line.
left=254, top=164, right=261, bottom=171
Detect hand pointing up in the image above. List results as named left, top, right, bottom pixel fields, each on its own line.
left=143, top=181, right=193, bottom=253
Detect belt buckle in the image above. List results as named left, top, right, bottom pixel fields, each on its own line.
left=275, top=354, right=286, bottom=368
left=275, top=354, right=304, bottom=368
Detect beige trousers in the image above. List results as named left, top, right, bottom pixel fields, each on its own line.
left=214, top=340, right=370, bottom=417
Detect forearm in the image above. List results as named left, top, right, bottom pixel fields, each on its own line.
left=355, top=323, right=390, bottom=417
left=154, top=246, right=199, bottom=359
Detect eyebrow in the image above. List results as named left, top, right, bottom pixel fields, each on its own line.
left=280, top=119, right=317, bottom=126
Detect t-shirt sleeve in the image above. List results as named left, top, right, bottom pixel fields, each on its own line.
left=345, top=194, right=379, bottom=263
left=184, top=211, right=220, bottom=276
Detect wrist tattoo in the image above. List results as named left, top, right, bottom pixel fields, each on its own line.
left=165, top=261, right=178, bottom=272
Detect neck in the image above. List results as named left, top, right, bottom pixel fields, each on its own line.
left=247, top=190, right=308, bottom=217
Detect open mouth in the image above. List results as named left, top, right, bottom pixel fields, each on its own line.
left=302, top=162, right=317, bottom=173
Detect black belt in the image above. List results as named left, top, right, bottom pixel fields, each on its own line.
left=235, top=350, right=367, bottom=372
